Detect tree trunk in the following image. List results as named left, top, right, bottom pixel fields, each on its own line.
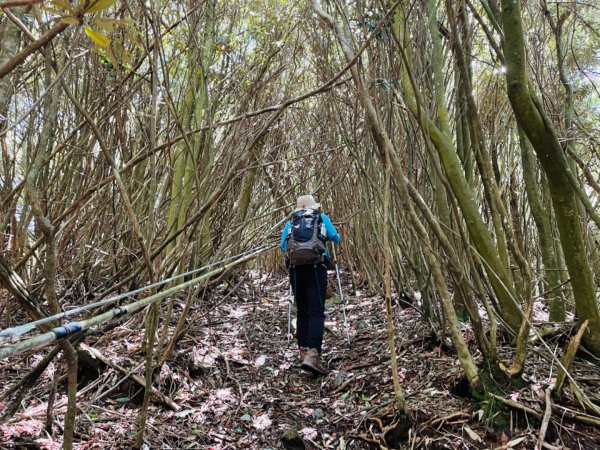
left=501, top=0, right=600, bottom=354
left=518, top=127, right=565, bottom=321
left=313, top=0, right=480, bottom=389
left=393, top=3, right=522, bottom=333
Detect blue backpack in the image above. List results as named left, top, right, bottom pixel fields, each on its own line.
left=287, top=208, right=327, bottom=266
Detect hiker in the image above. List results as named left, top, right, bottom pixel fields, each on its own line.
left=281, top=194, right=341, bottom=375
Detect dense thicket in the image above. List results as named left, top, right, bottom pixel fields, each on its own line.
left=1, top=0, right=599, bottom=447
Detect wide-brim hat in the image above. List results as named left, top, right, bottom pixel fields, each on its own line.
left=296, top=194, right=320, bottom=210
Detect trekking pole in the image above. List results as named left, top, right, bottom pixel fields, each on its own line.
left=287, top=284, right=293, bottom=347
left=331, top=245, right=351, bottom=346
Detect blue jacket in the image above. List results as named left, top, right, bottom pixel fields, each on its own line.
left=280, top=212, right=340, bottom=256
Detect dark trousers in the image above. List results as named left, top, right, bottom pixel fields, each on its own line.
left=290, top=264, right=328, bottom=354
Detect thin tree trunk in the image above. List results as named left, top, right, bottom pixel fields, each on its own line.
left=392, top=3, right=522, bottom=333
left=313, top=0, right=480, bottom=389
left=501, top=0, right=600, bottom=354
left=0, top=20, right=69, bottom=79
left=24, top=51, right=78, bottom=449
left=382, top=129, right=406, bottom=412
left=518, top=127, right=565, bottom=321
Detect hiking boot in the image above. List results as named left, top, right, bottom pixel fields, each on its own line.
left=301, top=348, right=327, bottom=375
left=299, top=347, right=309, bottom=362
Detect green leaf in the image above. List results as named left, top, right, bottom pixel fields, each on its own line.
left=105, top=48, right=118, bottom=70
left=85, top=26, right=111, bottom=48
left=43, top=6, right=68, bottom=15
left=51, top=0, right=74, bottom=11
left=85, top=0, right=117, bottom=13
left=115, top=396, right=130, bottom=403
left=60, top=16, right=80, bottom=26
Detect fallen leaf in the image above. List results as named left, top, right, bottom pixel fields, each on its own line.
left=1, top=419, right=45, bottom=439
left=463, top=425, right=482, bottom=443
left=506, top=436, right=526, bottom=447
left=300, top=426, right=318, bottom=440
left=252, top=414, right=272, bottom=430
left=214, top=388, right=235, bottom=402
left=34, top=438, right=61, bottom=450
left=499, top=430, right=509, bottom=445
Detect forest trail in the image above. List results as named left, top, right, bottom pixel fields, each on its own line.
left=0, top=270, right=468, bottom=449
left=4, top=270, right=599, bottom=449
left=2, top=0, right=600, bottom=447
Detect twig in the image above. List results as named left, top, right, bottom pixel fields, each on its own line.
left=0, top=20, right=70, bottom=79
left=79, top=344, right=180, bottom=411
left=489, top=393, right=543, bottom=418
left=569, top=380, right=600, bottom=417
left=356, top=399, right=395, bottom=429
left=555, top=320, right=588, bottom=395
left=541, top=443, right=563, bottom=450
left=331, top=374, right=362, bottom=393
left=91, top=362, right=144, bottom=404
left=423, top=411, right=470, bottom=430
left=552, top=404, right=600, bottom=427
left=221, top=354, right=244, bottom=416
left=491, top=392, right=600, bottom=428
left=0, top=0, right=42, bottom=7
left=370, top=416, right=401, bottom=442
left=367, top=423, right=389, bottom=450
left=537, top=387, right=553, bottom=450
left=348, top=433, right=385, bottom=448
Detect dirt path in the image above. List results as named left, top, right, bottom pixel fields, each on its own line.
left=2, top=272, right=600, bottom=449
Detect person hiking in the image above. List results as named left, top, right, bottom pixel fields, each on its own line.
left=281, top=194, right=341, bottom=375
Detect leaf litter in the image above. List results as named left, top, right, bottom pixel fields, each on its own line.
left=1, top=271, right=600, bottom=449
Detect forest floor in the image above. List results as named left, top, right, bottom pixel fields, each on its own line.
left=1, top=270, right=600, bottom=449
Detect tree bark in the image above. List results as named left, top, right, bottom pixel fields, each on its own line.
left=501, top=0, right=600, bottom=354
left=518, top=127, right=565, bottom=321
left=392, top=3, right=522, bottom=333
left=313, top=0, right=480, bottom=388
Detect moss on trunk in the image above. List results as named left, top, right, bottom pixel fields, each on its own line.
left=501, top=0, right=600, bottom=354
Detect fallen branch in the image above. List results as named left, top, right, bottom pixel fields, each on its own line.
left=537, top=387, right=553, bottom=450
left=79, top=344, right=180, bottom=411
left=552, top=404, right=600, bottom=427
left=423, top=411, right=470, bottom=430
left=489, top=393, right=542, bottom=418
left=555, top=320, right=588, bottom=395
left=490, top=393, right=600, bottom=428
